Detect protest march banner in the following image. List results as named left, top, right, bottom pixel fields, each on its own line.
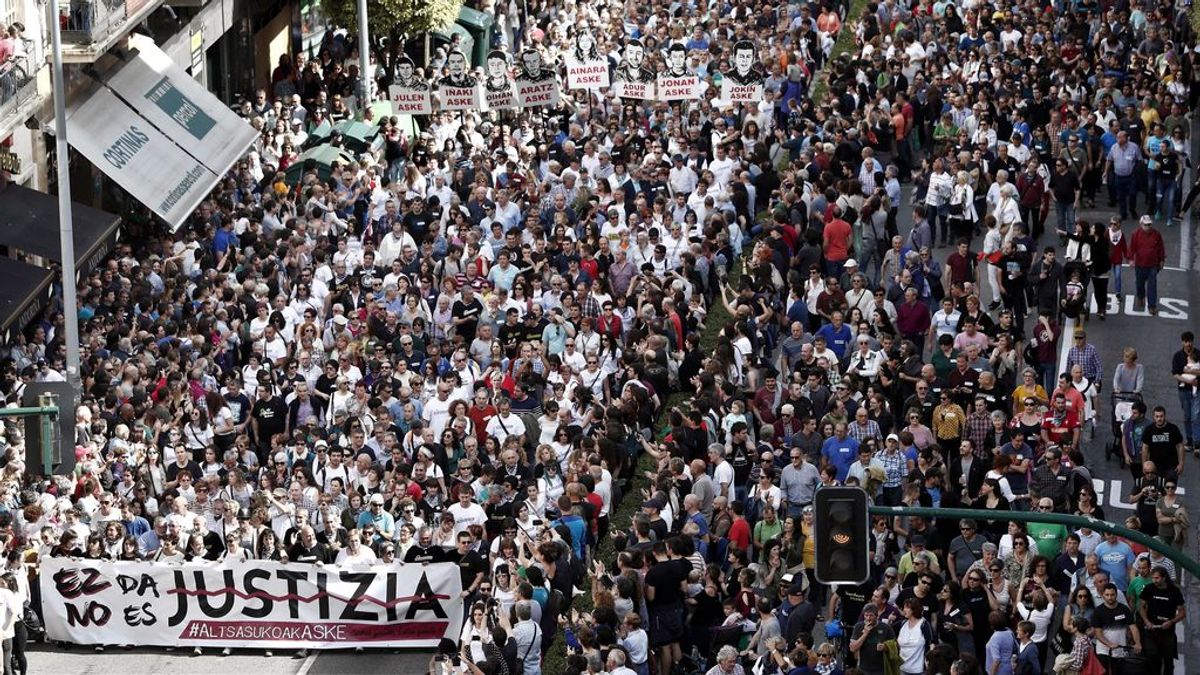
left=41, top=557, right=464, bottom=649
left=565, top=29, right=609, bottom=90
left=721, top=39, right=765, bottom=102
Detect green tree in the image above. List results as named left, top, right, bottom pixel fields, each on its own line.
left=320, top=0, right=462, bottom=82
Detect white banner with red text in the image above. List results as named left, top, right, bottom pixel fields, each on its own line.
left=40, top=558, right=463, bottom=649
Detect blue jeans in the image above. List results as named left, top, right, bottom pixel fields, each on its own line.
left=1113, top=173, right=1135, bottom=217
left=1040, top=360, right=1058, bottom=395
left=824, top=257, right=847, bottom=278
left=934, top=203, right=950, bottom=243
left=1158, top=179, right=1179, bottom=223
left=857, top=240, right=880, bottom=286
left=1112, top=264, right=1123, bottom=295
left=1135, top=265, right=1159, bottom=308
left=1180, top=389, right=1200, bottom=446
left=1056, top=202, right=1076, bottom=233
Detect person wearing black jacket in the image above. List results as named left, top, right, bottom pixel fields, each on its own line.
left=1088, top=221, right=1112, bottom=319
left=288, top=526, right=331, bottom=564
left=1028, top=247, right=1063, bottom=317
left=947, top=439, right=988, bottom=505
left=403, top=527, right=447, bottom=563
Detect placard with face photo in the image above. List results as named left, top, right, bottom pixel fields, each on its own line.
left=513, top=48, right=560, bottom=108
left=656, top=43, right=700, bottom=101
left=565, top=28, right=610, bottom=90
left=388, top=56, right=432, bottom=114
left=482, top=50, right=517, bottom=110
left=437, top=49, right=483, bottom=111
left=612, top=39, right=656, bottom=100
left=721, top=39, right=765, bottom=102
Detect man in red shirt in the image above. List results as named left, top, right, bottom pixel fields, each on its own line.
left=726, top=501, right=752, bottom=554
left=823, top=205, right=853, bottom=277
left=1129, top=215, right=1166, bottom=314
left=944, top=240, right=977, bottom=288
left=753, top=371, right=783, bottom=428
left=1041, top=392, right=1082, bottom=452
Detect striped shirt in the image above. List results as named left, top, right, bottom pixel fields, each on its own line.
left=1107, top=141, right=1142, bottom=176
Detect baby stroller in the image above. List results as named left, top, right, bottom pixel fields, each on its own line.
left=1106, top=392, right=1143, bottom=468
left=1108, top=646, right=1148, bottom=675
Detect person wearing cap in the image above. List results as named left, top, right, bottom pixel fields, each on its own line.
left=781, top=577, right=817, bottom=648
left=897, top=534, right=941, bottom=584
left=1128, top=213, right=1166, bottom=314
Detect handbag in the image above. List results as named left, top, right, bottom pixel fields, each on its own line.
left=21, top=601, right=43, bottom=636
left=1079, top=648, right=1104, bottom=675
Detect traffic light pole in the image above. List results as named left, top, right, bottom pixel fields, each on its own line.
left=867, top=504, right=1200, bottom=580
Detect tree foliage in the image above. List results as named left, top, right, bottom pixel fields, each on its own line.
left=320, top=0, right=462, bottom=40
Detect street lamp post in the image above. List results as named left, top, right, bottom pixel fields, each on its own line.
left=357, top=0, right=372, bottom=112
left=48, top=0, right=81, bottom=392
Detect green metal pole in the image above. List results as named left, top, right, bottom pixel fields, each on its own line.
left=39, top=393, right=56, bottom=474
left=868, top=505, right=1200, bottom=579
left=0, top=406, right=60, bottom=417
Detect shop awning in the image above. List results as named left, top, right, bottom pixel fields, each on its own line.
left=0, top=183, right=123, bottom=279
left=0, top=257, right=54, bottom=340
left=54, top=35, right=257, bottom=230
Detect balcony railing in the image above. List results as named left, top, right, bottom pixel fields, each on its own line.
left=0, top=56, right=40, bottom=133
left=62, top=0, right=130, bottom=45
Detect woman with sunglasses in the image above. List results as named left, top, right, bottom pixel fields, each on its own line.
left=1073, top=487, right=1106, bottom=522
left=1155, top=480, right=1187, bottom=549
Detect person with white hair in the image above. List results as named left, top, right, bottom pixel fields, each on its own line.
left=706, top=645, right=745, bottom=675
left=993, top=182, right=1023, bottom=241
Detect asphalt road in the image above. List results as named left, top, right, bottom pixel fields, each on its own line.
left=889, top=183, right=1200, bottom=674
left=26, top=642, right=435, bottom=674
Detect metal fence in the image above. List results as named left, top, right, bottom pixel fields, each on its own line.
left=62, top=0, right=129, bottom=44
left=0, top=62, right=39, bottom=128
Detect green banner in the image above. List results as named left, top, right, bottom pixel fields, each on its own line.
left=144, top=76, right=216, bottom=140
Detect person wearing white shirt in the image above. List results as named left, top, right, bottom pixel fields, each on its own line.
left=335, top=530, right=378, bottom=565
left=707, top=145, right=737, bottom=190
left=377, top=220, right=418, bottom=268
left=485, top=398, right=523, bottom=447
left=993, top=183, right=1023, bottom=241
left=0, top=575, right=19, bottom=672
left=846, top=336, right=883, bottom=381
left=446, top=490, right=488, bottom=535
left=629, top=234, right=655, bottom=269
left=669, top=156, right=698, bottom=196
left=493, top=190, right=522, bottom=230
left=421, top=385, right=454, bottom=437
left=709, top=445, right=736, bottom=498
left=999, top=26, right=1023, bottom=52
left=930, top=299, right=962, bottom=341
left=606, top=648, right=639, bottom=675
left=686, top=183, right=711, bottom=217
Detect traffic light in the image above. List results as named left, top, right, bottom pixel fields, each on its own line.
left=814, top=487, right=869, bottom=584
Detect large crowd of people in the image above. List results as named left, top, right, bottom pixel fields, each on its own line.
left=0, top=0, right=1198, bottom=674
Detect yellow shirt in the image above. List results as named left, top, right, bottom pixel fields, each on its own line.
left=932, top=403, right=966, bottom=439
left=1012, top=384, right=1048, bottom=413
left=801, top=521, right=816, bottom=568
